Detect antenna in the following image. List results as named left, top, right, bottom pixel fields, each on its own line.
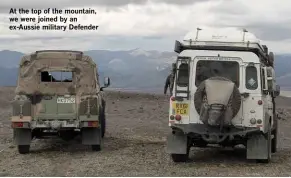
left=195, top=27, right=202, bottom=41
left=242, top=28, right=248, bottom=42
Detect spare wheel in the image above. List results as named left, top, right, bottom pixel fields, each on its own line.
left=194, top=76, right=241, bottom=118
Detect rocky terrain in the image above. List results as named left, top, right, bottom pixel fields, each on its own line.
left=1, top=87, right=291, bottom=176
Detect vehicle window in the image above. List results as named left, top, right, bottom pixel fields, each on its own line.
left=41, top=71, right=73, bottom=82
left=246, top=66, right=258, bottom=90
left=195, top=60, right=240, bottom=87
left=177, top=63, right=189, bottom=87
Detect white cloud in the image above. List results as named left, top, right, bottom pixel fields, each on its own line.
left=0, top=0, right=290, bottom=53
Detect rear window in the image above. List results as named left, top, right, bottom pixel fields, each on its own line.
left=41, top=71, right=73, bottom=82
left=246, top=66, right=258, bottom=90
left=195, top=60, right=240, bottom=87
left=176, top=63, right=189, bottom=87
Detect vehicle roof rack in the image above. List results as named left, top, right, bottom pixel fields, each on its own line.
left=35, top=50, right=83, bottom=55
left=174, top=28, right=272, bottom=65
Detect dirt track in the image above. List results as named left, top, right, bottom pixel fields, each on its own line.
left=1, top=87, right=291, bottom=176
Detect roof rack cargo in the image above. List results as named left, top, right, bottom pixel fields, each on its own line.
left=174, top=28, right=273, bottom=66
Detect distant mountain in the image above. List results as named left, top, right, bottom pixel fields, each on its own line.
left=0, top=49, right=290, bottom=90
left=273, top=54, right=291, bottom=89
left=0, top=49, right=175, bottom=89
left=0, top=50, right=24, bottom=68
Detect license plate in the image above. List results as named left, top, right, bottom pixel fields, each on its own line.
left=57, top=97, right=75, bottom=104
left=172, top=102, right=189, bottom=115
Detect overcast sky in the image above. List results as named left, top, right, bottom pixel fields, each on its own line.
left=0, top=0, right=290, bottom=53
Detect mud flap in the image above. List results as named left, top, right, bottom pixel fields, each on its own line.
left=13, top=129, right=32, bottom=145
left=247, top=133, right=270, bottom=160
left=81, top=128, right=102, bottom=145
left=166, top=132, right=188, bottom=154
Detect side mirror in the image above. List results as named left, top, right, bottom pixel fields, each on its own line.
left=274, top=85, right=280, bottom=97
left=104, top=77, right=110, bottom=88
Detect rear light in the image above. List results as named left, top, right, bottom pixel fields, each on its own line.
left=11, top=122, right=23, bottom=128
left=170, top=115, right=175, bottom=120
left=175, top=115, right=182, bottom=121
left=88, top=121, right=98, bottom=127
left=258, top=100, right=263, bottom=105
left=170, top=96, right=175, bottom=101
left=250, top=118, right=256, bottom=125
left=257, top=119, right=262, bottom=124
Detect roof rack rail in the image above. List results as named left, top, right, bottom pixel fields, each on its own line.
left=35, top=50, right=83, bottom=55
left=174, top=40, right=269, bottom=63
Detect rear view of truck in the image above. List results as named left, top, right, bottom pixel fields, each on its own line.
left=166, top=28, right=280, bottom=163
left=11, top=50, right=110, bottom=154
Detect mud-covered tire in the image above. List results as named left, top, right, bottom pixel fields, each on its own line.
left=18, top=145, right=30, bottom=154
left=91, top=145, right=101, bottom=151
left=194, top=76, right=241, bottom=118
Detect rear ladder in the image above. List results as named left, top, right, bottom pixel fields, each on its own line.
left=174, top=56, right=191, bottom=100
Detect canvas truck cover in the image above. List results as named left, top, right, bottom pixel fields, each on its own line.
left=15, top=51, right=100, bottom=95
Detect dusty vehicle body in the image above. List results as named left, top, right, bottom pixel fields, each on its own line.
left=11, top=50, right=111, bottom=154
left=166, top=28, right=280, bottom=163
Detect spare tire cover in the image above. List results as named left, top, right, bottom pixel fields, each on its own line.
left=194, top=76, right=241, bottom=118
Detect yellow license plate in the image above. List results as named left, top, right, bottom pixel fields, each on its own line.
left=172, top=103, right=189, bottom=115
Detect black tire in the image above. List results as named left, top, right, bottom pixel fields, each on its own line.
left=194, top=140, right=208, bottom=147
left=271, top=120, right=278, bottom=153
left=91, top=145, right=101, bottom=151
left=100, top=102, right=106, bottom=138
left=171, top=138, right=191, bottom=163
left=171, top=153, right=189, bottom=163
left=18, top=145, right=30, bottom=154
left=271, top=98, right=278, bottom=153
left=59, top=130, right=76, bottom=141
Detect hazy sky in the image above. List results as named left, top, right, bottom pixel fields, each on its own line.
left=0, top=0, right=290, bottom=53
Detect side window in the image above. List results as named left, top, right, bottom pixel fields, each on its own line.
left=176, top=63, right=189, bottom=87
left=245, top=66, right=258, bottom=90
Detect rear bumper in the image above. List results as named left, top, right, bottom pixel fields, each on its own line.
left=171, top=123, right=260, bottom=137
left=10, top=116, right=100, bottom=129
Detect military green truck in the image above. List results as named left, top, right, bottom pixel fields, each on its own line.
left=11, top=50, right=110, bottom=154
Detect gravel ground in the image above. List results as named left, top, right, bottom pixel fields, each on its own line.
left=1, top=87, right=291, bottom=176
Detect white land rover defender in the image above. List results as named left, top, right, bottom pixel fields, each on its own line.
left=166, top=28, right=280, bottom=163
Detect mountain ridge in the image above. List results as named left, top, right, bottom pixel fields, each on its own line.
left=0, top=49, right=290, bottom=90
